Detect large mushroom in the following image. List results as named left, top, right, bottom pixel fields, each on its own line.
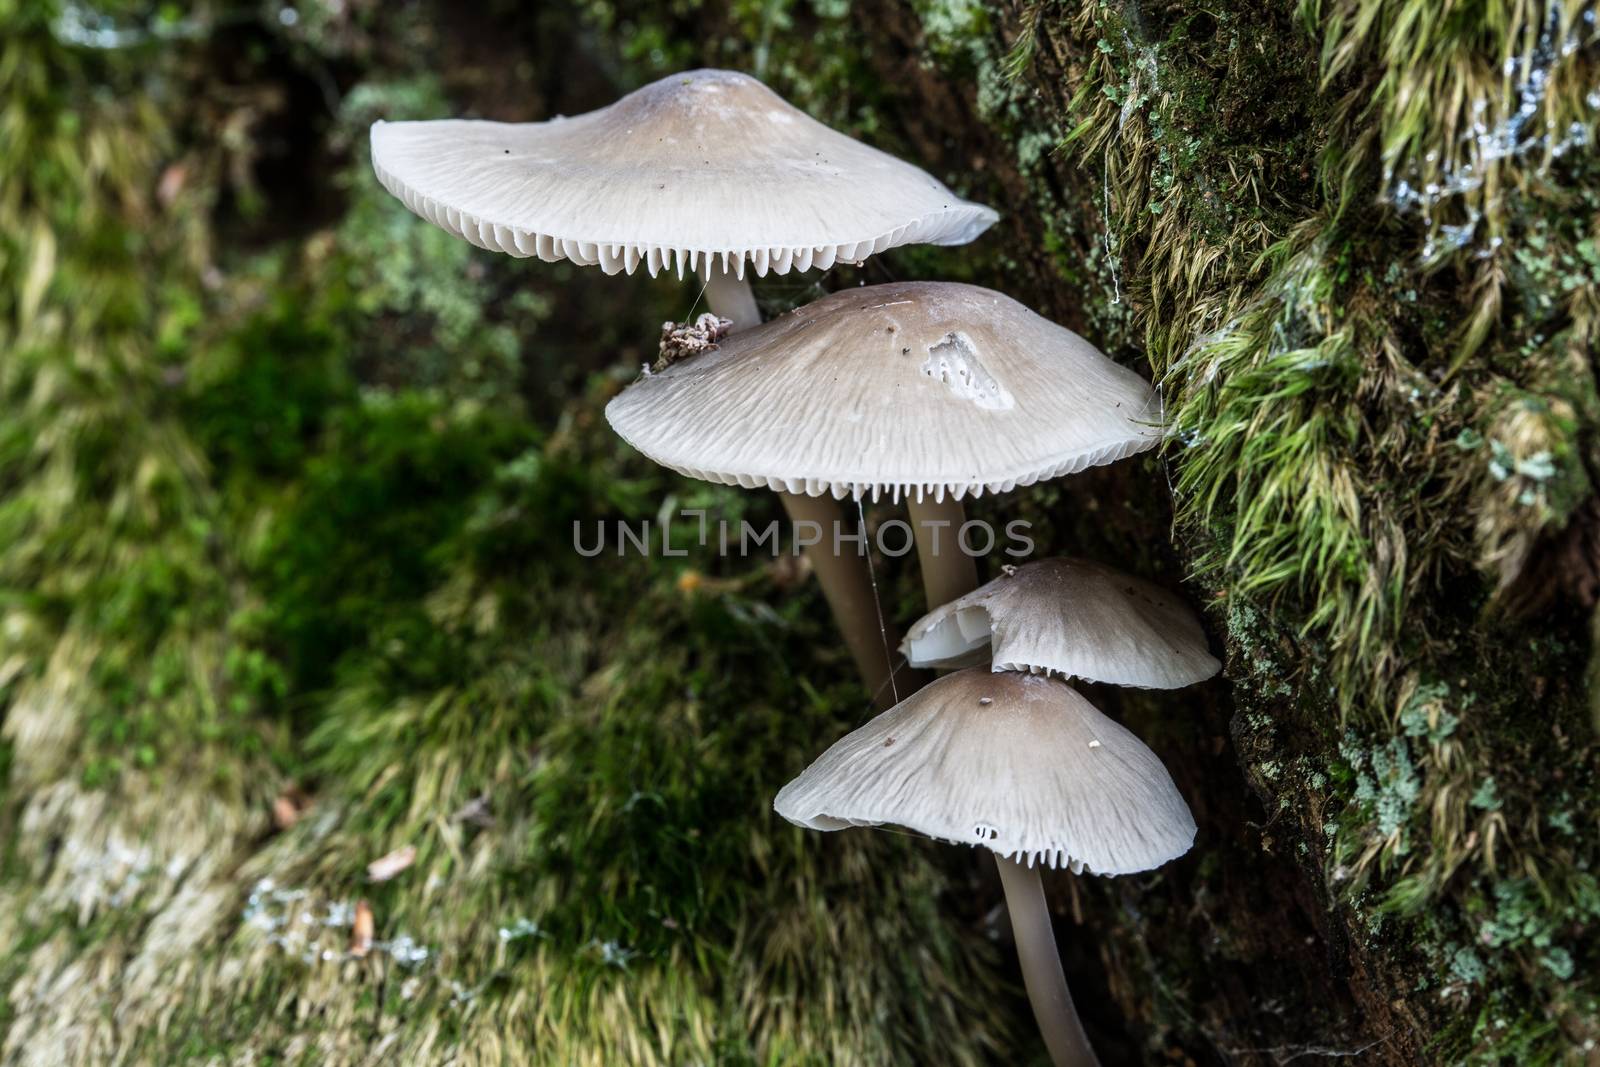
left=775, top=669, right=1196, bottom=1067
left=902, top=557, right=1222, bottom=688
left=373, top=70, right=998, bottom=707
left=605, top=280, right=1162, bottom=696
left=370, top=68, right=997, bottom=330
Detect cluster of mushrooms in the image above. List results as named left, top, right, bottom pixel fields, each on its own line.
left=373, top=68, right=1221, bottom=1067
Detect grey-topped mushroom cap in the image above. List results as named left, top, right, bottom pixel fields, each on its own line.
left=371, top=69, right=997, bottom=279
left=774, top=669, right=1195, bottom=874
left=604, top=281, right=1161, bottom=502
left=902, top=557, right=1220, bottom=688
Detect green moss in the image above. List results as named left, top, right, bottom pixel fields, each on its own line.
left=0, top=5, right=1036, bottom=1063
left=1021, top=0, right=1600, bottom=1058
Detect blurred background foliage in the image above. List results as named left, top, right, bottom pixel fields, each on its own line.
left=1, top=0, right=1598, bottom=1065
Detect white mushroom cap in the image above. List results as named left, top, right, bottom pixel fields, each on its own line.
left=774, top=670, right=1195, bottom=874
left=902, top=558, right=1221, bottom=688
left=370, top=69, right=997, bottom=279
left=605, top=281, right=1161, bottom=502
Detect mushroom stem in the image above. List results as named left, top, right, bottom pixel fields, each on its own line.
left=906, top=494, right=980, bottom=610
left=995, top=856, right=1103, bottom=1067
left=703, top=260, right=761, bottom=332
left=709, top=268, right=912, bottom=708
left=902, top=499, right=1096, bottom=1064
left=780, top=492, right=919, bottom=710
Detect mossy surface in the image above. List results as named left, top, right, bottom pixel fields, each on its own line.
left=981, top=0, right=1600, bottom=1062
left=4, top=0, right=1599, bottom=1064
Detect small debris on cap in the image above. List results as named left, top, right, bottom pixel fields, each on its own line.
left=656, top=313, right=733, bottom=371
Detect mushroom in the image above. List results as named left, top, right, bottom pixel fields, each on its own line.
left=369, top=68, right=998, bottom=331
left=902, top=557, right=1221, bottom=688
left=374, top=71, right=998, bottom=708
left=605, top=280, right=1162, bottom=682
left=775, top=668, right=1195, bottom=1067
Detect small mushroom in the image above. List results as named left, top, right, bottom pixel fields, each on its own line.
left=370, top=69, right=997, bottom=331
left=902, top=557, right=1221, bottom=688
left=775, top=669, right=1194, bottom=1066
